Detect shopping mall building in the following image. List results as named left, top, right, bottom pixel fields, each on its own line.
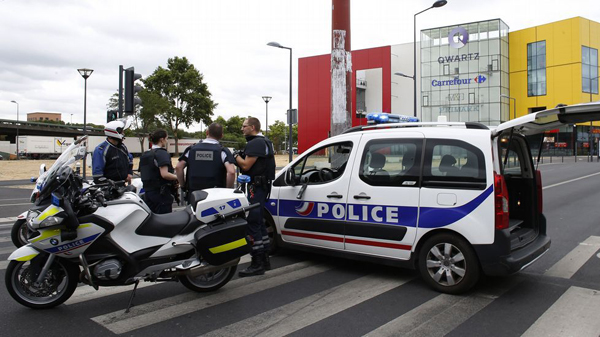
left=298, top=17, right=600, bottom=154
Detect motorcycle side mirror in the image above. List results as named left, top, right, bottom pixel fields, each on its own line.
left=285, top=169, right=297, bottom=186
left=39, top=164, right=47, bottom=175
left=296, top=175, right=309, bottom=199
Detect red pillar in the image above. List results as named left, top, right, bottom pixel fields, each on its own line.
left=331, top=0, right=352, bottom=136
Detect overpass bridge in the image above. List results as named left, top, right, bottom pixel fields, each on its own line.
left=0, top=119, right=104, bottom=139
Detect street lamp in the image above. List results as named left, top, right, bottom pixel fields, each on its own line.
left=500, top=94, right=516, bottom=120
left=77, top=68, right=93, bottom=179
left=10, top=100, right=19, bottom=160
left=413, top=0, right=447, bottom=118
left=267, top=41, right=293, bottom=162
left=262, top=96, right=272, bottom=137
left=70, top=113, right=73, bottom=124
left=588, top=75, right=599, bottom=161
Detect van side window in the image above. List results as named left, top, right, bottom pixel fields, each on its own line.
left=359, top=139, right=423, bottom=187
left=423, top=139, right=486, bottom=189
left=292, top=142, right=353, bottom=185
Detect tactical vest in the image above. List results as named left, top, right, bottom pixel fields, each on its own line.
left=187, top=141, right=226, bottom=191
left=139, top=149, right=163, bottom=192
left=103, top=142, right=130, bottom=182
left=243, top=137, right=276, bottom=181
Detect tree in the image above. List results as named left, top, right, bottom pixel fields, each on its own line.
left=143, top=56, right=216, bottom=155
left=268, top=120, right=298, bottom=153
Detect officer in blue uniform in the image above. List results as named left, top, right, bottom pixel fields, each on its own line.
left=139, top=129, right=179, bottom=214
left=92, top=120, right=133, bottom=184
left=176, top=123, right=236, bottom=203
left=235, top=117, right=276, bottom=277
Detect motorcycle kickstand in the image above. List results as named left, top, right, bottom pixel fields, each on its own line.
left=124, top=280, right=140, bottom=314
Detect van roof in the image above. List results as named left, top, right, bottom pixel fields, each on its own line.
left=342, top=122, right=489, bottom=134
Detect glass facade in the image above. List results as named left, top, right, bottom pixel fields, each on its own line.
left=527, top=41, right=546, bottom=96
left=582, top=46, right=598, bottom=94
left=420, top=19, right=509, bottom=125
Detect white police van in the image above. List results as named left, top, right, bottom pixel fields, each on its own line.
left=265, top=102, right=600, bottom=294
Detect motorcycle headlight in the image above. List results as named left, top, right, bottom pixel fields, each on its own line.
left=39, top=215, right=65, bottom=228
left=26, top=210, right=40, bottom=229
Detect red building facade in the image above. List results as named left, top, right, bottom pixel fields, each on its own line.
left=298, top=46, right=392, bottom=153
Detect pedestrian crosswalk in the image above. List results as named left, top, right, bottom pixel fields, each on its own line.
left=1, top=231, right=600, bottom=336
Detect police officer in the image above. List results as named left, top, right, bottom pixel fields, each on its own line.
left=235, top=117, right=276, bottom=277
left=92, top=120, right=133, bottom=184
left=139, top=129, right=178, bottom=214
left=176, top=123, right=236, bottom=202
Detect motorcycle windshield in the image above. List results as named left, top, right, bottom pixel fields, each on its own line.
left=36, top=136, right=88, bottom=197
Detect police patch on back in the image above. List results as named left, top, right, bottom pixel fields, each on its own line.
left=195, top=151, right=213, bottom=160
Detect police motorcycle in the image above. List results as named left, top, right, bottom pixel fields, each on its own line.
left=5, top=136, right=257, bottom=309
left=10, top=153, right=144, bottom=248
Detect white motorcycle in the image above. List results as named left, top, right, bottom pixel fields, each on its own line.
left=11, top=155, right=144, bottom=248
left=5, top=136, right=256, bottom=309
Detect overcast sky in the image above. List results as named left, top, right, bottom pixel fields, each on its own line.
left=1, top=0, right=598, bottom=132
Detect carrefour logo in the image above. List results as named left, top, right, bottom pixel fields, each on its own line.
left=431, top=75, right=486, bottom=87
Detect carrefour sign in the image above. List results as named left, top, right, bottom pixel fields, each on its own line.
left=431, top=75, right=486, bottom=87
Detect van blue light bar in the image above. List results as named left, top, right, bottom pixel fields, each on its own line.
left=366, top=113, right=419, bottom=124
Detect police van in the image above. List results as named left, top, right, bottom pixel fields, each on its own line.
left=264, top=102, right=600, bottom=294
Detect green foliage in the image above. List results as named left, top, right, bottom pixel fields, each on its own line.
left=268, top=120, right=298, bottom=152
left=143, top=56, right=216, bottom=154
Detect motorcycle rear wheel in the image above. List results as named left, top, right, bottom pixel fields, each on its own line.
left=179, top=265, right=237, bottom=292
left=6, top=258, right=79, bottom=309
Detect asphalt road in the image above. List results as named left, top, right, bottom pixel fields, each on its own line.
left=0, top=159, right=599, bottom=337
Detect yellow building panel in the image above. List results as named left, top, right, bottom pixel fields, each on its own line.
left=508, top=28, right=536, bottom=73
left=590, top=20, right=600, bottom=49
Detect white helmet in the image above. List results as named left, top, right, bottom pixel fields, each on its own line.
left=105, top=120, right=127, bottom=140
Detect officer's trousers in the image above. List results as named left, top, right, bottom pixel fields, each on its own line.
left=145, top=189, right=174, bottom=214
left=246, top=183, right=270, bottom=256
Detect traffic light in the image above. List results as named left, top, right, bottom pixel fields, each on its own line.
left=124, top=67, right=142, bottom=115
left=107, top=110, right=118, bottom=123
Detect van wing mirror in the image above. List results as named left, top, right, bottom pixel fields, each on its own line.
left=285, top=169, right=297, bottom=186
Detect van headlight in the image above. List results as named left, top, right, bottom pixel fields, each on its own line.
left=39, top=215, right=65, bottom=228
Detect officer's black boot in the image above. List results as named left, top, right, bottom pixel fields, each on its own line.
left=262, top=253, right=271, bottom=271
left=238, top=254, right=265, bottom=277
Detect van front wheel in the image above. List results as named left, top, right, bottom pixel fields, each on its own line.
left=418, top=233, right=480, bottom=294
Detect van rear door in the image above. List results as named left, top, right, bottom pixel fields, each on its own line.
left=493, top=102, right=600, bottom=136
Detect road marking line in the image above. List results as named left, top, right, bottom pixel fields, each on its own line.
left=91, top=261, right=324, bottom=334
left=545, top=236, right=600, bottom=279
left=0, top=203, right=32, bottom=207
left=0, top=198, right=31, bottom=201
left=364, top=280, right=518, bottom=337
left=522, top=286, right=600, bottom=337
left=0, top=229, right=12, bottom=235
left=0, top=260, right=9, bottom=270
left=0, top=247, right=17, bottom=255
left=202, top=273, right=412, bottom=337
left=0, top=237, right=12, bottom=243
left=0, top=217, right=19, bottom=224
left=543, top=171, right=600, bottom=190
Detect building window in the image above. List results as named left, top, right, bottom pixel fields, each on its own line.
left=527, top=41, right=546, bottom=96
left=582, top=46, right=598, bottom=94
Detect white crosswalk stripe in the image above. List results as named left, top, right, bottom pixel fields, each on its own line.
left=202, top=273, right=412, bottom=337
left=0, top=260, right=9, bottom=270
left=364, top=279, right=519, bottom=337
left=522, top=286, right=600, bottom=337
left=0, top=246, right=17, bottom=255
left=91, top=261, right=326, bottom=334
left=545, top=236, right=600, bottom=279
left=0, top=237, right=12, bottom=243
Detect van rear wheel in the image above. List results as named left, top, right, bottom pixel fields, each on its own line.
left=418, top=233, right=480, bottom=294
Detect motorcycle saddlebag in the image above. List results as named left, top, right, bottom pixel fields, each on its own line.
left=194, top=217, right=251, bottom=266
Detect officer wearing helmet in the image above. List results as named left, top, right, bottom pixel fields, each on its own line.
left=92, top=120, right=134, bottom=184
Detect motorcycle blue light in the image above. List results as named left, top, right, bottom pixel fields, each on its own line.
left=237, top=175, right=251, bottom=183
left=51, top=194, right=60, bottom=206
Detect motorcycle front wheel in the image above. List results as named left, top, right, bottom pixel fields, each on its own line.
left=5, top=258, right=79, bottom=309
left=179, top=265, right=237, bottom=293
left=11, top=219, right=29, bottom=248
